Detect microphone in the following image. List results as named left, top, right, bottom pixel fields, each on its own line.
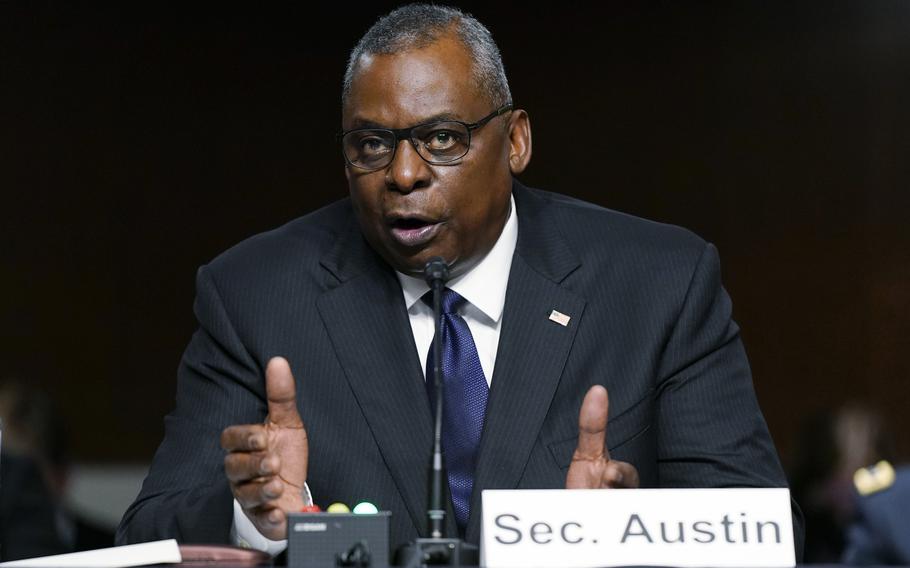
left=423, top=257, right=449, bottom=540
left=423, top=258, right=449, bottom=288
left=393, top=258, right=478, bottom=565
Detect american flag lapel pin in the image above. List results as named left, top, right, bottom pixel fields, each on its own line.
left=548, top=309, right=571, bottom=327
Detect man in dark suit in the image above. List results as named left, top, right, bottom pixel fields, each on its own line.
left=118, top=3, right=799, bottom=557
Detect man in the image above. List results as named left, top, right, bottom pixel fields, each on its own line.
left=118, top=4, right=801, bottom=558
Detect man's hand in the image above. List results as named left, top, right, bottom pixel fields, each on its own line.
left=221, top=357, right=308, bottom=540
left=566, top=385, right=640, bottom=489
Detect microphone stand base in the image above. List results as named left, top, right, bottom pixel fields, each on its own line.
left=394, top=538, right=479, bottom=567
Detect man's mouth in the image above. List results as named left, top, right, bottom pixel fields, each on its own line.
left=388, top=216, right=442, bottom=247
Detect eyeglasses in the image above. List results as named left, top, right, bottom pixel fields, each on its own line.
left=340, top=103, right=513, bottom=171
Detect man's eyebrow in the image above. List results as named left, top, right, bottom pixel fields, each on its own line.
left=346, top=118, right=386, bottom=130
left=418, top=112, right=462, bottom=123
left=346, top=112, right=464, bottom=130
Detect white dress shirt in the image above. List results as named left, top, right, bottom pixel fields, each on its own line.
left=232, top=195, right=518, bottom=554
left=396, top=194, right=518, bottom=385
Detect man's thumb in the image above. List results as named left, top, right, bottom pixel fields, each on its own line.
left=575, top=385, right=609, bottom=460
left=265, top=356, right=302, bottom=427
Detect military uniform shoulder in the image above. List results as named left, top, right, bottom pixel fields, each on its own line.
left=845, top=461, right=910, bottom=565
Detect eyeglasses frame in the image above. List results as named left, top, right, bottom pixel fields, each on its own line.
left=339, top=103, right=514, bottom=171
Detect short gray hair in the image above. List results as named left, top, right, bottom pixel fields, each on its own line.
left=342, top=4, right=512, bottom=108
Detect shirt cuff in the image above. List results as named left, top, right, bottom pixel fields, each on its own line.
left=229, top=482, right=313, bottom=556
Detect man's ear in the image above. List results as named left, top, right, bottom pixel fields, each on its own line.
left=507, top=109, right=532, bottom=175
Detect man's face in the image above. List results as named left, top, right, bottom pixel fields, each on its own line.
left=343, top=34, right=524, bottom=278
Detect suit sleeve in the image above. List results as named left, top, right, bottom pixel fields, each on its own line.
left=116, top=265, right=267, bottom=545
left=654, top=243, right=804, bottom=558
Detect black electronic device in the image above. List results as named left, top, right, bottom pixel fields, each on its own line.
left=287, top=512, right=390, bottom=568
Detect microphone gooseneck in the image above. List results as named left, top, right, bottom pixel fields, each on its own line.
left=393, top=257, right=479, bottom=565
left=423, top=257, right=449, bottom=539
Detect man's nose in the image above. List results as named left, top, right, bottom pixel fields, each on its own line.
left=385, top=139, right=431, bottom=193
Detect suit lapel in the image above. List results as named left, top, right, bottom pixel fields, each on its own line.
left=467, top=184, right=586, bottom=540
left=316, top=220, right=436, bottom=536
left=316, top=186, right=587, bottom=541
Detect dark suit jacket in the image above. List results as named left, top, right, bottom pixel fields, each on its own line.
left=117, top=182, right=801, bottom=554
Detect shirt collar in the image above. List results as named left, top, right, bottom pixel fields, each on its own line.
left=397, top=193, right=518, bottom=323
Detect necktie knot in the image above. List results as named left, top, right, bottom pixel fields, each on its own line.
left=422, top=287, right=467, bottom=315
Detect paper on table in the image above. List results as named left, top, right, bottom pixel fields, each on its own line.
left=0, top=539, right=182, bottom=568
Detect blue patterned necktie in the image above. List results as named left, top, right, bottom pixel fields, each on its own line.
left=424, top=288, right=490, bottom=532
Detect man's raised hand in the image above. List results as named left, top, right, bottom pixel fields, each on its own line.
left=221, top=357, right=309, bottom=540
left=565, top=385, right=640, bottom=490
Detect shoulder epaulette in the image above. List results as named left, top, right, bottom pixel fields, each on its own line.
left=854, top=460, right=896, bottom=496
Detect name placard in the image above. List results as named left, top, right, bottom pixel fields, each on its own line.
left=481, top=488, right=795, bottom=568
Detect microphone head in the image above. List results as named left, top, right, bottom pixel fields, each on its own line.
left=423, top=257, right=450, bottom=286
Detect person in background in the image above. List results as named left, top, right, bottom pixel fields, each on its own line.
left=0, top=448, right=67, bottom=560
left=843, top=454, right=910, bottom=563
left=0, top=380, right=113, bottom=560
left=788, top=404, right=895, bottom=562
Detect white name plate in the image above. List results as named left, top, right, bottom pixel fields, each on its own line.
left=481, top=488, right=795, bottom=568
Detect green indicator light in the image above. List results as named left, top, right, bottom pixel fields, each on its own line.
left=352, top=501, right=379, bottom=515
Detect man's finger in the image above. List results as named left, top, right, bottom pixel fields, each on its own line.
left=220, top=424, right=267, bottom=452
left=247, top=506, right=288, bottom=540
left=575, top=385, right=609, bottom=460
left=265, top=357, right=303, bottom=428
left=224, top=451, right=280, bottom=484
left=605, top=460, right=640, bottom=489
left=234, top=477, right=286, bottom=510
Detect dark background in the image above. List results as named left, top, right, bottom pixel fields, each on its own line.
left=2, top=1, right=908, bottom=467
